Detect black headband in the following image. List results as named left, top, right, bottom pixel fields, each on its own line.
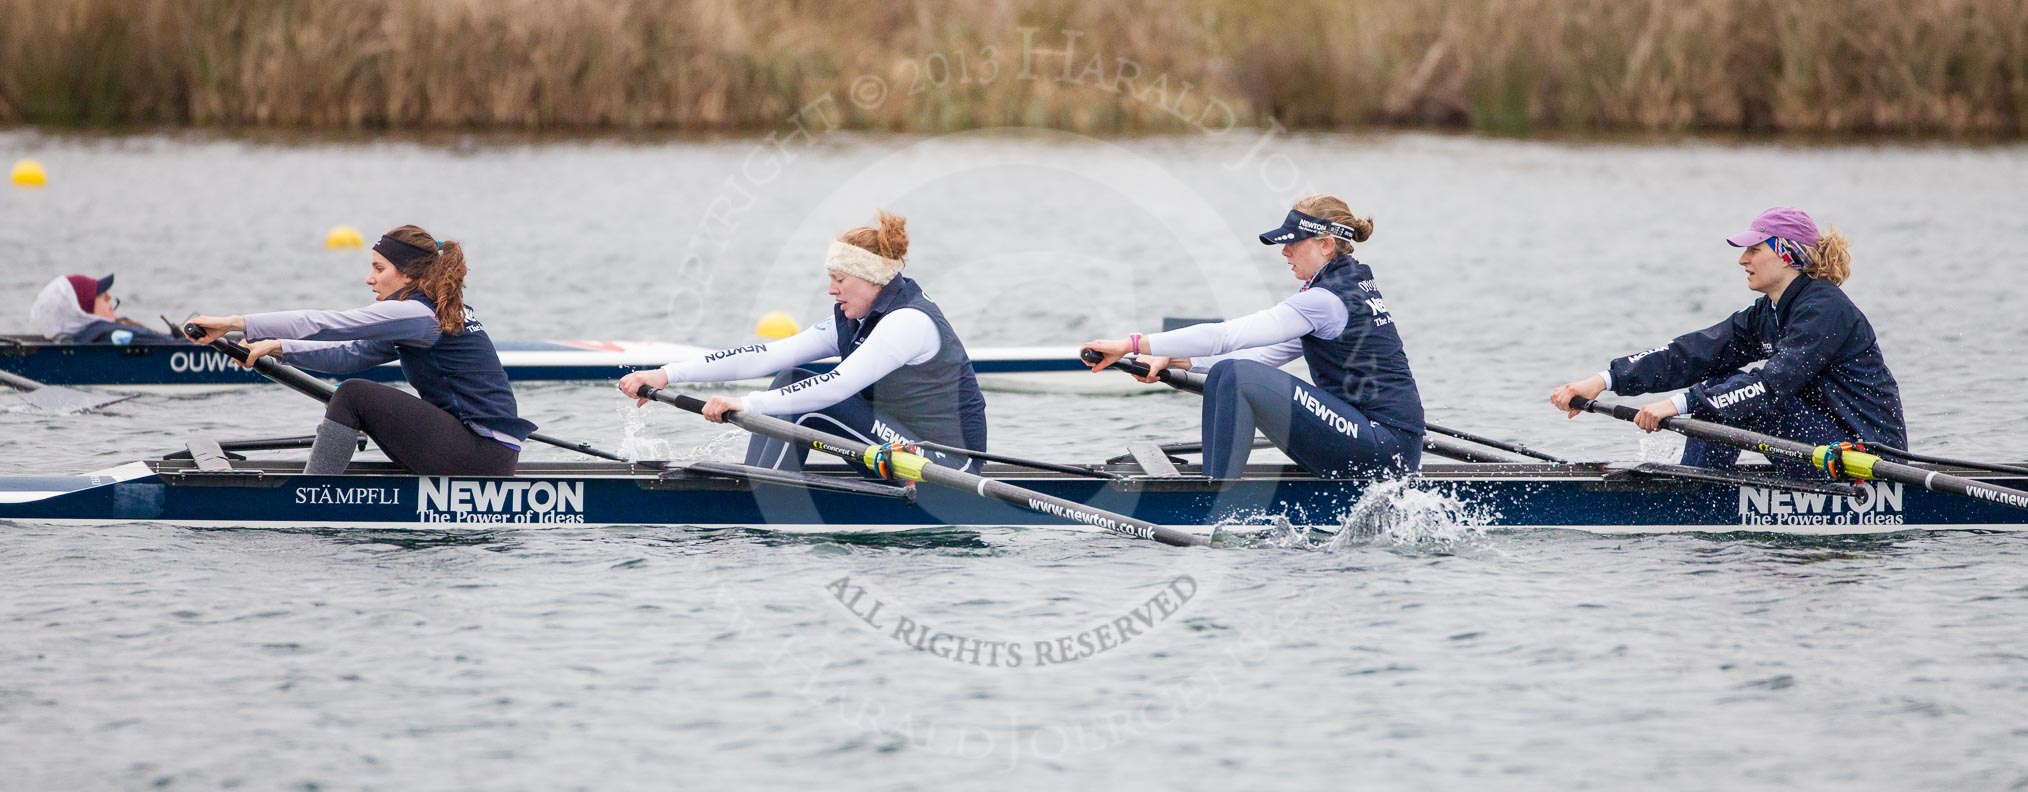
left=373, top=234, right=438, bottom=273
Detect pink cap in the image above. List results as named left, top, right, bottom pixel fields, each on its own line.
left=1726, top=207, right=1818, bottom=248
left=65, top=274, right=113, bottom=313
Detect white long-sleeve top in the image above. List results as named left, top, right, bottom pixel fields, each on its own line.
left=1144, top=289, right=1348, bottom=369
left=660, top=310, right=942, bottom=416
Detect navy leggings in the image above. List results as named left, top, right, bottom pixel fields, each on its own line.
left=326, top=379, right=519, bottom=476
left=1678, top=381, right=1856, bottom=479
left=743, top=369, right=981, bottom=474
left=1200, top=359, right=1421, bottom=479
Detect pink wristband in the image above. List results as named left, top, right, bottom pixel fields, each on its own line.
left=1129, top=333, right=1144, bottom=355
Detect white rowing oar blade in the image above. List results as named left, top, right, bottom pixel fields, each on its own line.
left=0, top=369, right=135, bottom=414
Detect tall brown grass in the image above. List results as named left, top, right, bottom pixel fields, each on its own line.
left=2, top=0, right=2023, bottom=136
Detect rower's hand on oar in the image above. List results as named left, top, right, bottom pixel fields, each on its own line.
left=1079, top=339, right=1132, bottom=372
left=184, top=314, right=246, bottom=344
left=238, top=339, right=283, bottom=368
left=700, top=396, right=744, bottom=423
left=1549, top=375, right=1608, bottom=418
left=617, top=369, right=669, bottom=407
left=1129, top=356, right=1182, bottom=383
left=1633, top=399, right=1679, bottom=432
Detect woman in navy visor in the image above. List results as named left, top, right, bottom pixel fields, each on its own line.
left=1082, top=195, right=1425, bottom=480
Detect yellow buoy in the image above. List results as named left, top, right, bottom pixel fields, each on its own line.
left=324, top=225, right=365, bottom=249
left=754, top=311, right=800, bottom=340
left=9, top=159, right=47, bottom=188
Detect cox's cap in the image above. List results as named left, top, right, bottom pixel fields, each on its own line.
left=63, top=274, right=114, bottom=313
left=1258, top=209, right=1355, bottom=245
left=1727, top=207, right=1818, bottom=248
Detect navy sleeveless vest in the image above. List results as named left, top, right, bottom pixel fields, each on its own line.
left=1298, top=256, right=1425, bottom=434
left=831, top=277, right=989, bottom=451
left=399, top=294, right=537, bottom=443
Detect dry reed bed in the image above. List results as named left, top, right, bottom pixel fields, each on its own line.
left=2, top=0, right=2023, bottom=136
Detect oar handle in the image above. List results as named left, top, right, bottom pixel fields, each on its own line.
left=637, top=386, right=706, bottom=413
left=1080, top=348, right=1206, bottom=394
left=1568, top=395, right=1639, bottom=422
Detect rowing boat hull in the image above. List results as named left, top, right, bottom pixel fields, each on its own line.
left=4, top=462, right=2023, bottom=537
left=0, top=338, right=1092, bottom=387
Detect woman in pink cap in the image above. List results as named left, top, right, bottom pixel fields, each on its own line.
left=1549, top=207, right=1907, bottom=478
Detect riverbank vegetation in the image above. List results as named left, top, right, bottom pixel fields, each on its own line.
left=3, top=0, right=2022, bottom=137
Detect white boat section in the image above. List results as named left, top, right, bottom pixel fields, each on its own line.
left=0, top=462, right=154, bottom=504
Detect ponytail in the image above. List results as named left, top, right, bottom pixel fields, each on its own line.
left=1806, top=228, right=1850, bottom=286
left=382, top=224, right=469, bottom=335
left=840, top=210, right=910, bottom=261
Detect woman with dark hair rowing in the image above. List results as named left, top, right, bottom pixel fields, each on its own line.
left=187, top=225, right=534, bottom=476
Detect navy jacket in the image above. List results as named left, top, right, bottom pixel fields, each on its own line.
left=395, top=295, right=538, bottom=444
left=1607, top=274, right=1907, bottom=448
left=1300, top=256, right=1425, bottom=435
left=74, top=320, right=178, bottom=345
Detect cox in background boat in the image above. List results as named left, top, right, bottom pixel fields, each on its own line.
left=29, top=272, right=178, bottom=345
left=618, top=210, right=990, bottom=472
left=1550, top=206, right=1907, bottom=480
left=1081, top=194, right=1425, bottom=480
left=185, top=225, right=536, bottom=476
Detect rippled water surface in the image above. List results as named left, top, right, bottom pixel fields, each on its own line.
left=2, top=130, right=2026, bottom=789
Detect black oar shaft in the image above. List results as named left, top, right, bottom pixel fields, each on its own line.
left=200, top=335, right=341, bottom=402
left=1865, top=443, right=2028, bottom=478
left=1423, top=422, right=1568, bottom=463
left=194, top=329, right=627, bottom=462
left=637, top=387, right=1205, bottom=546
left=1570, top=396, right=2028, bottom=513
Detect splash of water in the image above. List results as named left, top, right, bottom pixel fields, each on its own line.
left=1326, top=478, right=1497, bottom=552
left=1211, top=478, right=1499, bottom=552
left=613, top=402, right=673, bottom=462
left=1637, top=432, right=1683, bottom=463
left=611, top=402, right=745, bottom=463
